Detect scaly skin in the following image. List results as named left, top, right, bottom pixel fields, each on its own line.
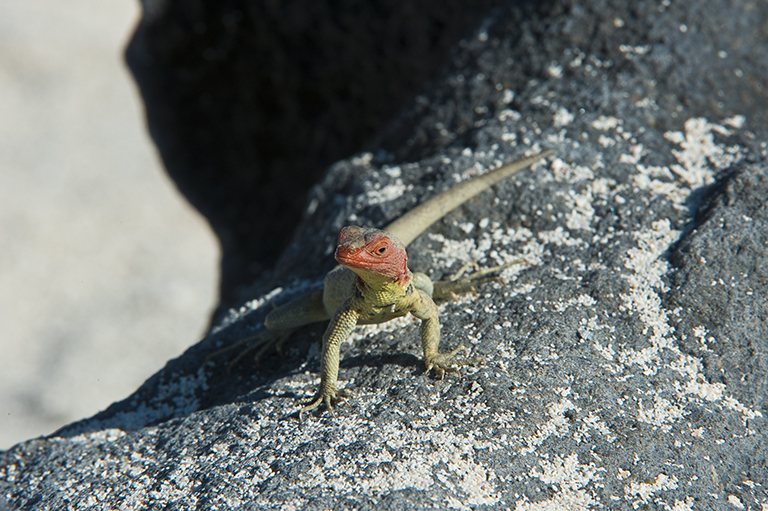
left=221, top=149, right=554, bottom=418
left=299, top=226, right=474, bottom=417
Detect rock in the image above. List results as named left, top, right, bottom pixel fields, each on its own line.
left=2, top=0, right=767, bottom=509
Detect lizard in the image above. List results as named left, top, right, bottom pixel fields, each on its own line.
left=221, top=148, right=554, bottom=418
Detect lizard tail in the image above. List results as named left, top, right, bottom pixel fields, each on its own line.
left=384, top=148, right=554, bottom=246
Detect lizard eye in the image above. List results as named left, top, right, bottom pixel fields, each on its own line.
left=376, top=246, right=387, bottom=255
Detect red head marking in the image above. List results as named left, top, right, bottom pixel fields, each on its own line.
left=334, top=226, right=409, bottom=282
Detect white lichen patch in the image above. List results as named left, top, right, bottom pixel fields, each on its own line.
left=514, top=454, right=605, bottom=510
left=552, top=294, right=597, bottom=312
left=599, top=134, right=617, bottom=147
left=363, top=170, right=408, bottom=205
left=624, top=473, right=679, bottom=506
left=728, top=494, right=745, bottom=509
left=517, top=398, right=577, bottom=456
left=588, top=175, right=616, bottom=197
left=427, top=233, right=485, bottom=265
left=632, top=165, right=691, bottom=210
left=591, top=115, right=622, bottom=131
left=577, top=412, right=616, bottom=442
left=547, top=63, right=564, bottom=79
left=499, top=108, right=522, bottom=123
left=691, top=325, right=714, bottom=352
left=427, top=224, right=546, bottom=273
left=560, top=188, right=596, bottom=231
left=664, top=117, right=738, bottom=188
left=549, top=157, right=596, bottom=183
left=593, top=339, right=617, bottom=364
left=282, top=418, right=506, bottom=508
left=538, top=226, right=584, bottom=248
left=722, top=115, right=746, bottom=129
left=637, top=395, right=686, bottom=430
left=598, top=116, right=746, bottom=219
left=722, top=396, right=763, bottom=424
left=620, top=219, right=677, bottom=333
left=619, top=44, right=652, bottom=55
left=670, top=354, right=725, bottom=402
left=350, top=152, right=374, bottom=167
left=553, top=107, right=575, bottom=127
left=69, top=428, right=126, bottom=444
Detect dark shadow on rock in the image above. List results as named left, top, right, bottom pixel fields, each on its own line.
left=125, top=0, right=539, bottom=321
left=50, top=312, right=322, bottom=438
left=50, top=315, right=427, bottom=438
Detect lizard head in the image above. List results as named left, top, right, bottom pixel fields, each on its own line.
left=334, top=225, right=409, bottom=285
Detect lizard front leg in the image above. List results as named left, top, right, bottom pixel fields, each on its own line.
left=410, top=290, right=480, bottom=378
left=300, top=298, right=360, bottom=419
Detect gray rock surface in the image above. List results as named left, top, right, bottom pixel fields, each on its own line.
left=2, top=0, right=767, bottom=509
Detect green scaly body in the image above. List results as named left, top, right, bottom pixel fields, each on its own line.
left=251, top=149, right=553, bottom=417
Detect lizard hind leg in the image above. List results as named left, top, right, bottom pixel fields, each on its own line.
left=206, top=290, right=328, bottom=373
left=205, top=327, right=296, bottom=373
left=431, top=258, right=529, bottom=302
left=228, top=328, right=298, bottom=371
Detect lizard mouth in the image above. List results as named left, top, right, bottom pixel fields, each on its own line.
left=334, top=246, right=362, bottom=266
left=335, top=245, right=378, bottom=271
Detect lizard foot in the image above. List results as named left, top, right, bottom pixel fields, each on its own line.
left=432, top=259, right=529, bottom=302
left=425, top=345, right=483, bottom=379
left=299, top=387, right=351, bottom=421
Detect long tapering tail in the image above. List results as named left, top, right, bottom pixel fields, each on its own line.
left=384, top=149, right=554, bottom=246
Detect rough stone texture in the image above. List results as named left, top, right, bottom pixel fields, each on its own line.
left=2, top=0, right=768, bottom=509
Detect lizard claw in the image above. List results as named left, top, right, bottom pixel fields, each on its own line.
left=298, top=387, right=350, bottom=421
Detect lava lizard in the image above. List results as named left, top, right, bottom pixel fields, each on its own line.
left=224, top=149, right=553, bottom=418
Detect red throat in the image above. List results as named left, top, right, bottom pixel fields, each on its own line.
left=334, top=226, right=409, bottom=283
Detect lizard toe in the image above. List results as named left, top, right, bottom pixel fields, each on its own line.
left=298, top=387, right=350, bottom=420
left=425, top=346, right=482, bottom=379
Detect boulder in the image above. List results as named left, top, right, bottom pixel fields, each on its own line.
left=2, top=0, right=766, bottom=509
